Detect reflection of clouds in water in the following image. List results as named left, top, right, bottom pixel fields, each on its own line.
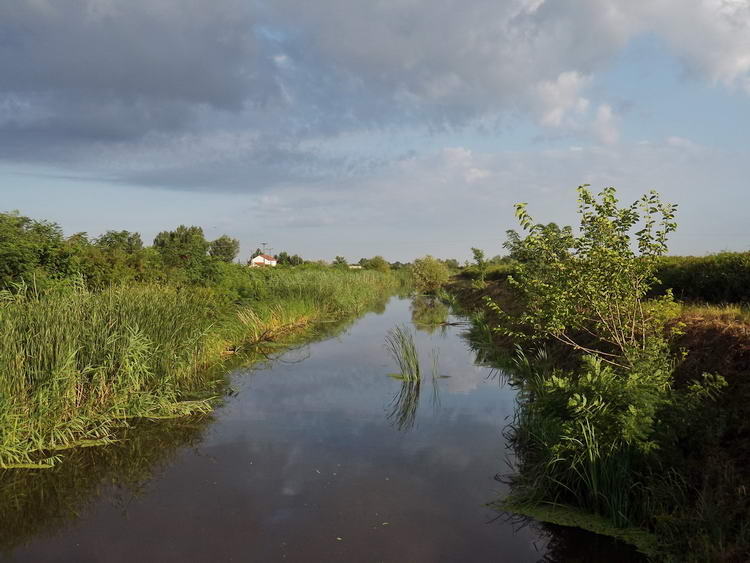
left=440, top=365, right=494, bottom=395
left=7, top=297, right=548, bottom=562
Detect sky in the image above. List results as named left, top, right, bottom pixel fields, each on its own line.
left=1, top=0, right=750, bottom=262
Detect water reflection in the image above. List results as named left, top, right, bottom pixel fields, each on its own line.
left=537, top=522, right=648, bottom=562
left=410, top=296, right=449, bottom=334
left=1, top=296, right=643, bottom=562
left=0, top=417, right=210, bottom=554
left=387, top=379, right=421, bottom=431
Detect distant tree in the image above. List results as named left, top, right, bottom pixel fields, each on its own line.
left=209, top=235, right=240, bottom=263
left=95, top=230, right=143, bottom=253
left=471, top=247, right=488, bottom=285
left=0, top=211, right=77, bottom=288
left=249, top=248, right=263, bottom=261
left=442, top=258, right=460, bottom=270
left=332, top=256, right=348, bottom=268
left=363, top=255, right=390, bottom=273
left=412, top=255, right=449, bottom=294
left=488, top=255, right=506, bottom=265
left=153, top=226, right=210, bottom=282
left=66, top=232, right=90, bottom=248
left=274, top=251, right=303, bottom=266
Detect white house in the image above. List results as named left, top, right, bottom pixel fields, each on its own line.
left=250, top=254, right=277, bottom=267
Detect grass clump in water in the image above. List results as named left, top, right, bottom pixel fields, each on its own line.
left=385, top=325, right=420, bottom=381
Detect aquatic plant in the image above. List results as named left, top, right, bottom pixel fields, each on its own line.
left=385, top=325, right=421, bottom=381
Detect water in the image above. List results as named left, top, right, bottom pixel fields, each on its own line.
left=0, top=297, right=645, bottom=562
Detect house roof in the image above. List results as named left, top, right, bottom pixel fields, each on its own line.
left=253, top=254, right=276, bottom=261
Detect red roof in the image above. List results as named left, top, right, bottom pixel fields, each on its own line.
left=253, top=254, right=276, bottom=261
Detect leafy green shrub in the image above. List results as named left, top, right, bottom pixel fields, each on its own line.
left=508, top=342, right=674, bottom=525
left=493, top=186, right=678, bottom=367
left=412, top=255, right=449, bottom=294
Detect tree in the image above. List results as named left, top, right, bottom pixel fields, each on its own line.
left=153, top=226, right=210, bottom=283
left=249, top=248, right=263, bottom=261
left=362, top=255, right=390, bottom=273
left=412, top=255, right=449, bottom=294
left=488, top=255, right=506, bottom=265
left=493, top=185, right=678, bottom=367
left=332, top=256, right=348, bottom=268
left=0, top=211, right=76, bottom=288
left=442, top=258, right=460, bottom=270
left=208, top=235, right=240, bottom=263
left=95, top=230, right=143, bottom=253
left=275, top=251, right=291, bottom=265
left=504, top=223, right=565, bottom=264
left=470, top=247, right=488, bottom=285
left=274, top=251, right=303, bottom=266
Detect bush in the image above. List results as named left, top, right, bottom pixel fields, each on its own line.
left=412, top=255, right=449, bottom=294
left=653, top=252, right=750, bottom=303
left=494, top=186, right=677, bottom=367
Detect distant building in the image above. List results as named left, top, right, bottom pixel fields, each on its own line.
left=250, top=254, right=277, bottom=267
left=348, top=264, right=363, bottom=270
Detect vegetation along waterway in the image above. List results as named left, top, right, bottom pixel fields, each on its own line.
left=0, top=295, right=645, bottom=562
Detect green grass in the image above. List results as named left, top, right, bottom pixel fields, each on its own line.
left=385, top=324, right=421, bottom=381
left=678, top=302, right=750, bottom=324
left=0, top=269, right=397, bottom=468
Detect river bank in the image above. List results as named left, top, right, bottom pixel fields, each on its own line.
left=447, top=277, right=750, bottom=562
left=0, top=269, right=397, bottom=469
left=1, top=295, right=647, bottom=562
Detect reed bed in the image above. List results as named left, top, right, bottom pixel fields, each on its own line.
left=0, top=270, right=396, bottom=468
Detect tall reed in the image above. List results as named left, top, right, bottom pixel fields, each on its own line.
left=0, top=269, right=397, bottom=468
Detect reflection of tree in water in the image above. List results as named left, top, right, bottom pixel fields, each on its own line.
left=487, top=510, right=647, bottom=563
left=537, top=522, right=648, bottom=563
left=387, top=380, right=421, bottom=431
left=0, top=416, right=211, bottom=553
left=411, top=297, right=449, bottom=334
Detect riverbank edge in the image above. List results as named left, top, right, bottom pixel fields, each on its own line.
left=446, top=276, right=750, bottom=561
left=496, top=499, right=659, bottom=558
left=1, top=277, right=398, bottom=470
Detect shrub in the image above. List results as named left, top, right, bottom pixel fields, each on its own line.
left=653, top=252, right=750, bottom=303
left=412, top=255, right=449, bottom=294
left=493, top=186, right=677, bottom=367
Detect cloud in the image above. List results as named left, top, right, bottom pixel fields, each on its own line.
left=2, top=0, right=750, bottom=191
left=220, top=136, right=750, bottom=257
left=592, top=104, right=619, bottom=145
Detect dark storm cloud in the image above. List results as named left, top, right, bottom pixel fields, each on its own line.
left=0, top=0, right=276, bottom=144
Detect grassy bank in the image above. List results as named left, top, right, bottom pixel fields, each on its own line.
left=450, top=276, right=750, bottom=561
left=0, top=269, right=396, bottom=469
